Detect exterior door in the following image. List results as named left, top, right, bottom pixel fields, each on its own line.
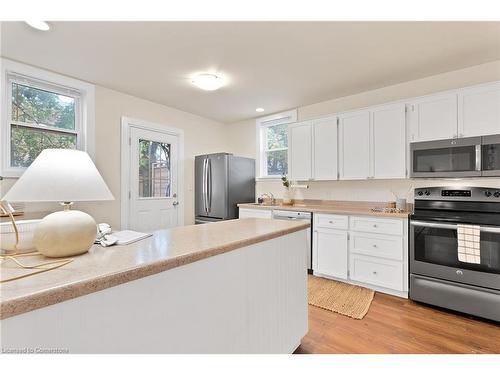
left=129, top=126, right=179, bottom=232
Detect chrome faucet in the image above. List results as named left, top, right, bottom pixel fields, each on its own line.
left=260, top=193, right=276, bottom=205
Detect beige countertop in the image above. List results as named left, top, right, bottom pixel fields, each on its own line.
left=0, top=218, right=309, bottom=320
left=238, top=200, right=411, bottom=218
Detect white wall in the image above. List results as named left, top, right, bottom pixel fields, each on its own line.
left=227, top=60, right=500, bottom=203
left=1, top=85, right=229, bottom=227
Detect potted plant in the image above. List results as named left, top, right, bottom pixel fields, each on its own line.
left=281, top=175, right=293, bottom=206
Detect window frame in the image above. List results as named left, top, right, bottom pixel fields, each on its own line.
left=256, top=109, right=297, bottom=179
left=1, top=58, right=95, bottom=178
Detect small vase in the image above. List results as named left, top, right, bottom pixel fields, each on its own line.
left=282, top=188, right=294, bottom=206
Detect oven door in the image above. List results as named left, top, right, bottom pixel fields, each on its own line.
left=410, top=220, right=500, bottom=290
left=410, top=137, right=482, bottom=178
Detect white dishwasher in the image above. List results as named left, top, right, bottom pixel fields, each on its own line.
left=272, top=210, right=312, bottom=272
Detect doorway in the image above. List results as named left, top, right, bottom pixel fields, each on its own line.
left=121, top=117, right=184, bottom=231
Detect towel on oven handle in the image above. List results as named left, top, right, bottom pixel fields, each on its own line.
left=457, top=224, right=481, bottom=264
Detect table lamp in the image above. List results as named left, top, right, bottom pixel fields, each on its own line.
left=2, top=149, right=114, bottom=258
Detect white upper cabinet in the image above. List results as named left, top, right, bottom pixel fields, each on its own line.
left=288, top=121, right=312, bottom=180
left=339, top=110, right=371, bottom=179
left=371, top=103, right=407, bottom=179
left=287, top=81, right=500, bottom=182
left=313, top=117, right=338, bottom=180
left=458, top=82, right=500, bottom=137
left=408, top=93, right=458, bottom=142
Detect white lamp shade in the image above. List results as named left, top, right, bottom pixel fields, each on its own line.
left=2, top=149, right=114, bottom=203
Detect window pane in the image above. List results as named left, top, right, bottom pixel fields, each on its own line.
left=266, top=149, right=288, bottom=176
left=266, top=124, right=288, bottom=150
left=11, top=82, right=76, bottom=130
left=138, top=139, right=171, bottom=198
left=10, top=125, right=77, bottom=168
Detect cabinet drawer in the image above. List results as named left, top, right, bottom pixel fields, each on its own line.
left=314, top=213, right=349, bottom=230
left=350, top=254, right=404, bottom=291
left=350, top=216, right=404, bottom=235
left=349, top=232, right=404, bottom=261
left=238, top=208, right=272, bottom=219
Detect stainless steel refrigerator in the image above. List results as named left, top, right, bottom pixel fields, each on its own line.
left=195, top=153, right=255, bottom=224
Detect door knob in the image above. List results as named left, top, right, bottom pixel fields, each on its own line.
left=173, top=201, right=179, bottom=206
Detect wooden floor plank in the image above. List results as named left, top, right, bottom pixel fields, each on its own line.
left=295, top=293, right=500, bottom=354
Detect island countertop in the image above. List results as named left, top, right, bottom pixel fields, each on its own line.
left=0, top=218, right=309, bottom=320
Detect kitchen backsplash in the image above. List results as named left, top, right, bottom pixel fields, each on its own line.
left=256, top=178, right=500, bottom=204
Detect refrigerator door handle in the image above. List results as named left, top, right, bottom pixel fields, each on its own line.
left=207, top=158, right=212, bottom=212
left=202, top=158, right=208, bottom=213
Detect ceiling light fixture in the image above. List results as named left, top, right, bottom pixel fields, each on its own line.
left=191, top=73, right=224, bottom=91
left=256, top=108, right=265, bottom=113
left=25, top=21, right=51, bottom=31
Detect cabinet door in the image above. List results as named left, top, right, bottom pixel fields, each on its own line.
left=289, top=121, right=312, bottom=180
left=459, top=82, right=500, bottom=137
left=371, top=103, right=406, bottom=179
left=408, top=93, right=458, bottom=142
left=313, top=117, right=338, bottom=180
left=339, top=111, right=370, bottom=179
left=313, top=228, right=348, bottom=280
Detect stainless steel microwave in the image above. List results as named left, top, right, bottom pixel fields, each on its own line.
left=410, top=135, right=500, bottom=178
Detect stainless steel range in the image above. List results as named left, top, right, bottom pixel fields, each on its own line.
left=410, top=186, right=500, bottom=321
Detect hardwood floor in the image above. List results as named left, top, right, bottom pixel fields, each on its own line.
left=295, top=293, right=500, bottom=354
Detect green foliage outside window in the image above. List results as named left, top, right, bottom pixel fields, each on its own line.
left=265, top=123, right=288, bottom=176
left=10, top=82, right=77, bottom=167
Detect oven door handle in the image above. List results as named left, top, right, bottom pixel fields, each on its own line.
left=411, top=220, right=500, bottom=233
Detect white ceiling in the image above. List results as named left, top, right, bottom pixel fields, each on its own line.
left=2, top=21, right=500, bottom=123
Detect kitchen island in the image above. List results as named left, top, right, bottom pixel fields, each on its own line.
left=0, top=218, right=309, bottom=353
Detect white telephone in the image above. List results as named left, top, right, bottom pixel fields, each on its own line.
left=96, top=223, right=118, bottom=247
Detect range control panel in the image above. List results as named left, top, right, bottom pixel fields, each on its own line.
left=415, top=187, right=500, bottom=201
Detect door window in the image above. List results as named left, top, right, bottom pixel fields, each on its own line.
left=138, top=139, right=171, bottom=198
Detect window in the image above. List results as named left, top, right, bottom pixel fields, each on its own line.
left=257, top=109, right=297, bottom=178
left=10, top=78, right=80, bottom=168
left=1, top=58, right=95, bottom=177
left=138, top=139, right=171, bottom=198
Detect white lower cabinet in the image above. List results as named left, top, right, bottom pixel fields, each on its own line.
left=313, top=213, right=408, bottom=297
left=349, top=231, right=404, bottom=261
left=313, top=228, right=348, bottom=280
left=349, top=254, right=404, bottom=291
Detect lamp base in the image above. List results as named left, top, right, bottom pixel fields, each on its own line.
left=34, top=209, right=97, bottom=258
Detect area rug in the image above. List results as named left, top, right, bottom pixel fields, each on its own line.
left=308, top=275, right=375, bottom=319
